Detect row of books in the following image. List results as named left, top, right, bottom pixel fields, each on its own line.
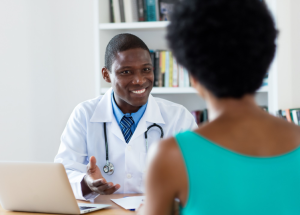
left=277, top=108, right=300, bottom=125
left=191, top=109, right=209, bottom=124
left=150, top=50, right=191, bottom=88
left=191, top=106, right=268, bottom=125
left=109, top=0, right=178, bottom=23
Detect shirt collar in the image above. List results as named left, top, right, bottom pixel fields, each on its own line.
left=111, top=91, right=148, bottom=126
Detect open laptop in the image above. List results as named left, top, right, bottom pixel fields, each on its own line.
left=0, top=162, right=111, bottom=214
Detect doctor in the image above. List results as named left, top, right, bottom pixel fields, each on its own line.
left=54, top=33, right=197, bottom=201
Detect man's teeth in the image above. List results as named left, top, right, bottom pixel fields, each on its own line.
left=132, top=89, right=146, bottom=94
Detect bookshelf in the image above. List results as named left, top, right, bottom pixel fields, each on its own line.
left=96, top=0, right=275, bottom=113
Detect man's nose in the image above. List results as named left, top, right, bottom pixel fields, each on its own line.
left=132, top=72, right=146, bottom=85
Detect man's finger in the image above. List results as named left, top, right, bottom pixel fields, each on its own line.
left=88, top=156, right=97, bottom=170
left=102, top=184, right=120, bottom=195
left=92, top=178, right=107, bottom=187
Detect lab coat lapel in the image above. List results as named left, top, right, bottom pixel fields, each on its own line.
left=129, top=94, right=165, bottom=143
left=90, top=88, right=124, bottom=141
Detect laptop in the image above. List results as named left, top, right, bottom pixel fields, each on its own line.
left=0, top=162, right=111, bottom=214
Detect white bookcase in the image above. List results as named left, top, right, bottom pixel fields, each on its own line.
left=96, top=0, right=282, bottom=113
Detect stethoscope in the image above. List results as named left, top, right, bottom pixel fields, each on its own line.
left=103, top=122, right=164, bottom=175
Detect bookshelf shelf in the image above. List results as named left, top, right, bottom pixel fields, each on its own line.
left=99, top=21, right=169, bottom=30
left=100, top=86, right=268, bottom=95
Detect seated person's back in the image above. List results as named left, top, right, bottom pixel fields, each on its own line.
left=140, top=0, right=300, bottom=214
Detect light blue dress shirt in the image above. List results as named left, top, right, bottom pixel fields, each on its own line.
left=111, top=91, right=147, bottom=138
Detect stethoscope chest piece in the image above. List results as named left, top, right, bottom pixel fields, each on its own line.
left=103, top=161, right=114, bottom=175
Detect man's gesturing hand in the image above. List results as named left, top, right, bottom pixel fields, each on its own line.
left=81, top=156, right=120, bottom=196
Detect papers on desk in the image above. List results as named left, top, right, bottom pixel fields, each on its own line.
left=111, top=196, right=145, bottom=210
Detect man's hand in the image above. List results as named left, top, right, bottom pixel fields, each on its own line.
left=81, top=156, right=120, bottom=196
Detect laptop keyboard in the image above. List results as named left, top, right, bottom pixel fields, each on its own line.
left=79, top=206, right=96, bottom=210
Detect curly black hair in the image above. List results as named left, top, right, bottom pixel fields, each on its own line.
left=167, top=0, right=277, bottom=98
left=105, top=33, right=150, bottom=72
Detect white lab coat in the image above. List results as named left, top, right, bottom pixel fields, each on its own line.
left=54, top=88, right=197, bottom=200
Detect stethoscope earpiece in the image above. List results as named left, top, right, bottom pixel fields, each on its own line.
left=102, top=122, right=163, bottom=175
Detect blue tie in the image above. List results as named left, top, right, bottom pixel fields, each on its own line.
left=120, top=116, right=134, bottom=143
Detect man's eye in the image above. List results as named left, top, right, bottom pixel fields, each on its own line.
left=144, top=68, right=151, bottom=72
left=121, top=70, right=130, bottom=74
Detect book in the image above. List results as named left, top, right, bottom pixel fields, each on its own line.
left=191, top=110, right=202, bottom=124
left=119, top=0, right=126, bottom=22
left=285, top=109, right=292, bottom=123
left=124, top=0, right=139, bottom=22
left=145, top=0, right=157, bottom=21
left=277, top=109, right=288, bottom=121
left=137, top=0, right=145, bottom=21
left=292, top=110, right=299, bottom=125
left=169, top=52, right=173, bottom=87
left=154, top=50, right=160, bottom=87
left=112, top=0, right=121, bottom=23
left=284, top=108, right=300, bottom=124
left=179, top=65, right=184, bottom=87
left=143, top=0, right=148, bottom=21
left=160, top=51, right=166, bottom=87
left=172, top=57, right=178, bottom=87
left=109, top=0, right=114, bottom=23
left=202, top=109, right=208, bottom=122
left=297, top=111, right=300, bottom=126
left=164, top=51, right=169, bottom=87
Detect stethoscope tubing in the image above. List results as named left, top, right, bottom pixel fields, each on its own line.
left=102, top=122, right=164, bottom=174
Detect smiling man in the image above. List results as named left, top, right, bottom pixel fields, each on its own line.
left=54, top=33, right=197, bottom=201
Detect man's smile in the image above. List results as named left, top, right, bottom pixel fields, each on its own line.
left=131, top=88, right=146, bottom=94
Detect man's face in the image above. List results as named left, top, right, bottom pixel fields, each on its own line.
left=104, top=48, right=154, bottom=113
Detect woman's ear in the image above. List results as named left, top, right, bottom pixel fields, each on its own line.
left=102, top=67, right=111, bottom=83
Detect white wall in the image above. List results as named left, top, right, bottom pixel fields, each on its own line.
left=0, top=0, right=98, bottom=162
left=275, top=0, right=300, bottom=110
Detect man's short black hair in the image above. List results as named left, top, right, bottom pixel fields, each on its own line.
left=105, top=33, right=150, bottom=71
left=167, top=0, right=277, bottom=98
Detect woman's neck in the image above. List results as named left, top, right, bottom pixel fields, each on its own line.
left=206, top=94, right=260, bottom=121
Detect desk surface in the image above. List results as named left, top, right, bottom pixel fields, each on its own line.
left=0, top=194, right=142, bottom=215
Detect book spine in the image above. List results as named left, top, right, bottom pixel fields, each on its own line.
left=113, top=0, right=121, bottom=23
left=143, top=0, right=148, bottom=21
left=164, top=51, right=169, bottom=87
left=124, top=0, right=133, bottom=22
left=119, top=0, right=126, bottom=22
left=137, top=0, right=145, bottom=21
left=172, top=57, right=178, bottom=87
left=285, top=109, right=292, bottom=123
left=131, top=0, right=139, bottom=22
left=145, top=0, right=157, bottom=21
left=179, top=65, right=184, bottom=87
left=292, top=110, right=298, bottom=125
left=184, top=68, right=189, bottom=87
left=281, top=110, right=287, bottom=121
left=155, top=0, right=160, bottom=21
left=297, top=110, right=300, bottom=126
left=155, top=50, right=160, bottom=87
left=109, top=0, right=115, bottom=23
left=169, top=52, right=173, bottom=87
left=161, top=51, right=166, bottom=87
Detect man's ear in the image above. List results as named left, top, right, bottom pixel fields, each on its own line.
left=102, top=67, right=111, bottom=83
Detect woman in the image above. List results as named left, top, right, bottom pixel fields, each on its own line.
left=139, top=0, right=300, bottom=214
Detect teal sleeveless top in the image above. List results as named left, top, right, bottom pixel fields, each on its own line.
left=175, top=131, right=300, bottom=215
